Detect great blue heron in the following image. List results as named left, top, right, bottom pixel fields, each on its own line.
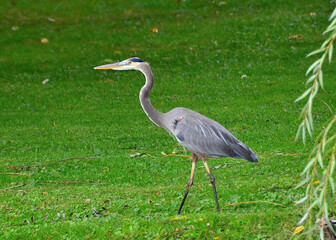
left=94, top=57, right=258, bottom=214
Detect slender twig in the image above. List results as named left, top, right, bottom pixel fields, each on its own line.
left=3, top=184, right=26, bottom=190
left=316, top=96, right=334, bottom=116
left=0, top=172, right=30, bottom=176
left=260, top=153, right=301, bottom=157
left=224, top=200, right=284, bottom=207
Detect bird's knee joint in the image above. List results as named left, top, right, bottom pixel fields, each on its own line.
left=187, top=179, right=193, bottom=186
left=210, top=175, right=215, bottom=183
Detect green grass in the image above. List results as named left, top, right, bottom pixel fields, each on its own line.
left=1, top=0, right=336, bottom=239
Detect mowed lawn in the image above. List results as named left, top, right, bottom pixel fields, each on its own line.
left=1, top=0, right=336, bottom=239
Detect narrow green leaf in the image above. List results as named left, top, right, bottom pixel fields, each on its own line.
left=320, top=227, right=325, bottom=240
left=295, top=195, right=308, bottom=205
left=323, top=25, right=336, bottom=35
left=330, top=175, right=335, bottom=194
left=314, top=169, right=321, bottom=179
left=323, top=204, right=329, bottom=221
left=306, top=117, right=312, bottom=136
left=322, top=36, right=333, bottom=48
left=322, top=120, right=336, bottom=149
left=306, top=48, right=325, bottom=57
left=306, top=74, right=316, bottom=85
left=300, top=103, right=308, bottom=117
left=328, top=15, right=336, bottom=28
left=308, top=199, right=319, bottom=211
left=295, top=123, right=303, bottom=141
left=305, top=59, right=320, bottom=76
left=297, top=211, right=309, bottom=225
left=305, top=182, right=311, bottom=195
left=320, top=51, right=327, bottom=64
left=311, top=82, right=319, bottom=99
left=330, top=154, right=335, bottom=176
left=302, top=158, right=315, bottom=175
left=302, top=126, right=306, bottom=144
left=307, top=104, right=314, bottom=132
left=317, top=152, right=324, bottom=168
left=296, top=175, right=310, bottom=188
left=322, top=138, right=326, bottom=152
left=318, top=69, right=324, bottom=90
left=295, top=87, right=312, bottom=102
left=324, top=117, right=336, bottom=134
left=319, top=188, right=325, bottom=204
left=328, top=43, right=333, bottom=62
left=329, top=7, right=336, bottom=21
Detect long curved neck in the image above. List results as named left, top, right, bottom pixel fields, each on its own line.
left=138, top=63, right=164, bottom=127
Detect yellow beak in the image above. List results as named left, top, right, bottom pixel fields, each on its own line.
left=94, top=62, right=124, bottom=70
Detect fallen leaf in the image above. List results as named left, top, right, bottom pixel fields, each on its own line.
left=114, top=50, right=122, bottom=55
left=12, top=26, right=19, bottom=31
left=313, top=180, right=320, bottom=185
left=42, top=192, right=47, bottom=195
left=293, top=225, right=304, bottom=235
left=170, top=215, right=192, bottom=221
left=41, top=38, right=49, bottom=44
left=47, top=17, right=56, bottom=22
left=151, top=26, right=159, bottom=33
left=289, top=35, right=304, bottom=40
left=42, top=79, right=49, bottom=84
left=310, top=12, right=316, bottom=16
left=155, top=190, right=161, bottom=195
left=130, top=152, right=141, bottom=158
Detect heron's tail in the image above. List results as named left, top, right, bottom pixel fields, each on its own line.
left=232, top=142, right=258, bottom=163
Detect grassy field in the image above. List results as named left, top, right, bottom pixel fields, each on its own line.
left=1, top=0, right=336, bottom=239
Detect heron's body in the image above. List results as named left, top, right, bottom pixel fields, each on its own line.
left=163, top=107, right=257, bottom=161
left=94, top=57, right=258, bottom=214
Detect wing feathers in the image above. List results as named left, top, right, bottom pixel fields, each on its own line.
left=170, top=110, right=257, bottom=162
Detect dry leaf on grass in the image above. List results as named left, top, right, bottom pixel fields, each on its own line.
left=289, top=35, right=304, bottom=40
left=293, top=225, right=304, bottom=235
left=41, top=38, right=49, bottom=43
left=151, top=26, right=159, bottom=33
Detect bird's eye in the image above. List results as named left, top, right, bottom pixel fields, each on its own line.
left=128, top=61, right=132, bottom=65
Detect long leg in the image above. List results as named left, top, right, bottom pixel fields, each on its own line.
left=199, top=155, right=220, bottom=213
left=177, top=153, right=198, bottom=215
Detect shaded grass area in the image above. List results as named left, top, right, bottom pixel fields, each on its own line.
left=1, top=0, right=336, bottom=239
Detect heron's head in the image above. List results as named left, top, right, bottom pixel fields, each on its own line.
left=94, top=57, right=145, bottom=71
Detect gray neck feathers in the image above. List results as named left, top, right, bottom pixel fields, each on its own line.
left=138, top=63, right=163, bottom=127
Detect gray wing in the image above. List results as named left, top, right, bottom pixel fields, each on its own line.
left=165, top=108, right=257, bottom=162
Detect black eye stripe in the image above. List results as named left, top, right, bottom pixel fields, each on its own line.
left=129, top=58, right=144, bottom=62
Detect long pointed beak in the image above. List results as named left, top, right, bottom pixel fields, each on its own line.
left=94, top=62, right=124, bottom=70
